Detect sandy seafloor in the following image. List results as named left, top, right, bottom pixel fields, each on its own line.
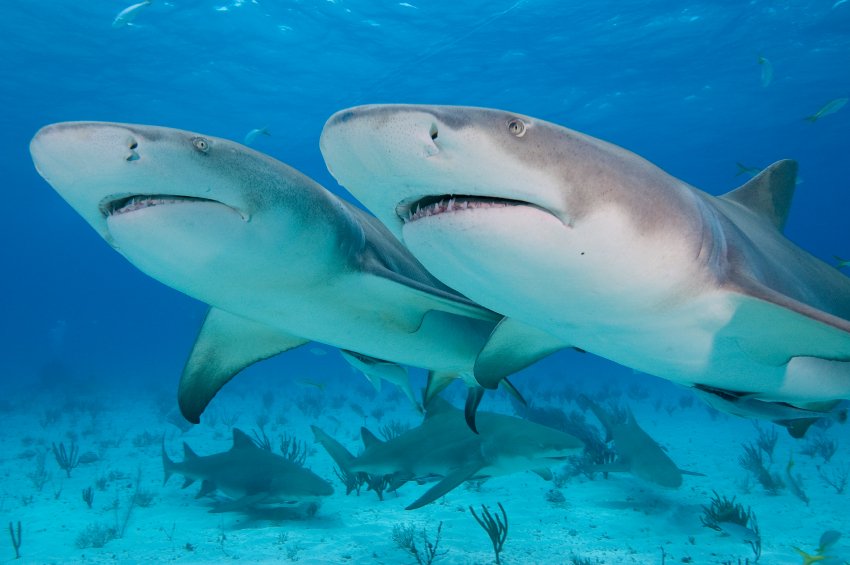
left=1, top=355, right=847, bottom=565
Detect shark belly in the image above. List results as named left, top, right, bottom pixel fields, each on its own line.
left=400, top=202, right=818, bottom=399
left=106, top=197, right=492, bottom=373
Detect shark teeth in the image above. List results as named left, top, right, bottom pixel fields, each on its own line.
left=404, top=197, right=517, bottom=223
left=105, top=195, right=214, bottom=217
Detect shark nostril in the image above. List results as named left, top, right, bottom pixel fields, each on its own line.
left=126, top=151, right=140, bottom=162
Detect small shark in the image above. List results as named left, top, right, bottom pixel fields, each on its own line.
left=162, top=428, right=333, bottom=513
left=30, top=122, right=545, bottom=428
left=583, top=397, right=701, bottom=488
left=320, top=105, right=850, bottom=434
left=312, top=398, right=583, bottom=509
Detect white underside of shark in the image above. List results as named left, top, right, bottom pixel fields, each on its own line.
left=319, top=104, right=850, bottom=429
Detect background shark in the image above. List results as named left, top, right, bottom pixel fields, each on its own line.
left=312, top=398, right=584, bottom=510
left=29, top=122, right=541, bottom=426
left=319, top=104, right=850, bottom=433
left=582, top=396, right=702, bottom=488
left=162, top=428, right=332, bottom=513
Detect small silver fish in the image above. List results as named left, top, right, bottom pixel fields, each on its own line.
left=244, top=127, right=271, bottom=146
left=805, top=97, right=848, bottom=122
left=758, top=56, right=773, bottom=87
left=112, top=0, right=152, bottom=28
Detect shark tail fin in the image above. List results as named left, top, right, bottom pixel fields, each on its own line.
left=735, top=162, right=751, bottom=176
left=804, top=115, right=819, bottom=123
left=162, top=437, right=176, bottom=485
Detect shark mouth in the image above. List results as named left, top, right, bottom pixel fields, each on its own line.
left=102, top=195, right=223, bottom=218
left=401, top=195, right=526, bottom=223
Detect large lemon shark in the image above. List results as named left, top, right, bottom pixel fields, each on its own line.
left=319, top=104, right=850, bottom=436
left=29, top=122, right=544, bottom=427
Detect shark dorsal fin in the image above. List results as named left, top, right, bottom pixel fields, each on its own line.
left=231, top=428, right=255, bottom=450
left=360, top=427, right=383, bottom=449
left=196, top=479, right=217, bottom=499
left=424, top=396, right=458, bottom=419
left=721, top=159, right=798, bottom=232
left=183, top=442, right=199, bottom=460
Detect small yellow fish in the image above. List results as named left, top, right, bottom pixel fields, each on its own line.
left=793, top=547, right=829, bottom=565
left=758, top=56, right=773, bottom=87
left=834, top=256, right=849, bottom=269
left=112, top=0, right=152, bottom=28
left=805, top=97, right=848, bottom=122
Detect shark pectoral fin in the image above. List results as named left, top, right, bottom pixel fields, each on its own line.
left=532, top=468, right=553, bottom=481
left=179, top=308, right=309, bottom=424
left=721, top=159, right=797, bottom=231
left=405, top=463, right=482, bottom=510
left=196, top=480, right=216, bottom=498
left=678, top=469, right=706, bottom=477
left=389, top=472, right=415, bottom=492
left=339, top=350, right=383, bottom=392
left=474, top=317, right=567, bottom=389
left=725, top=281, right=850, bottom=367
left=209, top=493, right=268, bottom=513
left=181, top=477, right=196, bottom=489
left=367, top=266, right=499, bottom=325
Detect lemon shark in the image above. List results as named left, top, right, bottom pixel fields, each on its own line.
left=312, top=398, right=584, bottom=509
left=162, top=428, right=333, bottom=513
left=583, top=397, right=703, bottom=488
left=320, top=104, right=850, bottom=434
left=29, top=122, right=542, bottom=428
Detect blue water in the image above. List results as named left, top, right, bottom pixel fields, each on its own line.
left=2, top=0, right=849, bottom=382
left=1, top=1, right=849, bottom=561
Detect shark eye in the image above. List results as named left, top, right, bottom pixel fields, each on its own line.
left=507, top=118, right=527, bottom=137
left=128, top=140, right=138, bottom=150
left=192, top=137, right=210, bottom=153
